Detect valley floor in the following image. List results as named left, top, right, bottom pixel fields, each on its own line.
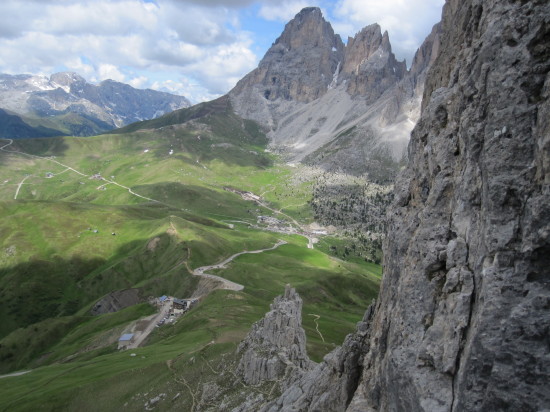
left=0, top=124, right=382, bottom=410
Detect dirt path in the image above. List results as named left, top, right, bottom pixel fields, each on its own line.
left=0, top=138, right=14, bottom=151
left=245, top=193, right=318, bottom=249
left=308, top=314, right=325, bottom=342
left=0, top=138, right=159, bottom=204
left=14, top=175, right=31, bottom=199
left=0, top=370, right=31, bottom=379
left=99, top=177, right=158, bottom=202
left=126, top=299, right=172, bottom=349
left=192, top=240, right=287, bottom=291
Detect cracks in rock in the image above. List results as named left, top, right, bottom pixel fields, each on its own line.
left=344, top=303, right=376, bottom=409
left=450, top=262, right=477, bottom=412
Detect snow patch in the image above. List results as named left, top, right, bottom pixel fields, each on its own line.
left=328, top=62, right=341, bottom=89
left=51, top=82, right=71, bottom=93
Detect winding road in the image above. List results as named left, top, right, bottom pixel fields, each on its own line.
left=0, top=370, right=31, bottom=379
left=192, top=240, right=287, bottom=291
left=14, top=175, right=31, bottom=200
left=0, top=138, right=158, bottom=204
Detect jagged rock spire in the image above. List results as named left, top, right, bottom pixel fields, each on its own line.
left=339, top=24, right=407, bottom=100
left=235, top=285, right=312, bottom=386
left=231, top=7, right=344, bottom=105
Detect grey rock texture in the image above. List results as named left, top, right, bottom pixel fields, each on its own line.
left=261, top=304, right=375, bottom=412
left=259, top=0, right=550, bottom=411
left=236, top=285, right=313, bottom=387
left=339, top=24, right=407, bottom=101
left=230, top=7, right=440, bottom=178
left=0, top=72, right=190, bottom=136
left=353, top=1, right=550, bottom=409
left=230, top=7, right=344, bottom=128
left=298, top=24, right=440, bottom=181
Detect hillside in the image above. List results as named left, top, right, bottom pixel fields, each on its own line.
left=0, top=109, right=63, bottom=139
left=0, top=88, right=381, bottom=409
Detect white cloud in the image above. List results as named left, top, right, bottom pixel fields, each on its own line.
left=258, top=1, right=310, bottom=22
left=183, top=41, right=258, bottom=94
left=128, top=75, right=149, bottom=88
left=98, top=64, right=126, bottom=82
left=0, top=0, right=260, bottom=101
left=64, top=57, right=95, bottom=77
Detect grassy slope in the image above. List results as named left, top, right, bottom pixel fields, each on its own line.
left=0, top=100, right=381, bottom=410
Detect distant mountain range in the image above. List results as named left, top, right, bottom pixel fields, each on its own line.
left=0, top=72, right=191, bottom=138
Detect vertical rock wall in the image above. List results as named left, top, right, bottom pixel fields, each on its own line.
left=257, top=1, right=550, bottom=411
left=350, top=0, right=550, bottom=410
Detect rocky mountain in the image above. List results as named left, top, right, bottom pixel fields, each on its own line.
left=230, top=8, right=440, bottom=181
left=232, top=0, right=550, bottom=410
left=0, top=72, right=191, bottom=137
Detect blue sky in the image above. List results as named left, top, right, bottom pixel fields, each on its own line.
left=0, top=0, right=444, bottom=103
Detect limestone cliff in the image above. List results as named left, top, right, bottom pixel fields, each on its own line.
left=229, top=7, right=344, bottom=128
left=339, top=25, right=407, bottom=101
left=245, top=0, right=550, bottom=410
left=236, top=285, right=313, bottom=387
left=230, top=7, right=440, bottom=178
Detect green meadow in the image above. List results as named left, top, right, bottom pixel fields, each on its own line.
left=0, top=101, right=380, bottom=410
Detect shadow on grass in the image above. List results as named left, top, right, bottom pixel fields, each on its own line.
left=0, top=135, right=70, bottom=167
left=0, top=230, right=202, bottom=373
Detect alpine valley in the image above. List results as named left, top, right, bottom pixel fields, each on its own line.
left=0, top=2, right=548, bottom=412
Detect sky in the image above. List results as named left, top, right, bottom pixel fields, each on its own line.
left=0, top=0, right=445, bottom=103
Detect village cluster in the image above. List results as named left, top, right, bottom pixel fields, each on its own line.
left=155, top=295, right=197, bottom=327
left=117, top=295, right=197, bottom=350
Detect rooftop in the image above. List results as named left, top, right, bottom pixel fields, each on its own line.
left=119, top=333, right=134, bottom=341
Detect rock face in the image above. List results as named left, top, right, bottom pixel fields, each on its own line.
left=236, top=285, right=313, bottom=387
left=230, top=7, right=344, bottom=128
left=258, top=1, right=550, bottom=411
left=0, top=72, right=191, bottom=137
left=339, top=24, right=407, bottom=101
left=261, top=304, right=375, bottom=412
left=229, top=7, right=440, bottom=179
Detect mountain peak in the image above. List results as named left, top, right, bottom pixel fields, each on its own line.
left=229, top=5, right=344, bottom=124
left=274, top=6, right=339, bottom=52
left=298, top=6, right=321, bottom=14
left=49, top=71, right=86, bottom=87
left=339, top=23, right=406, bottom=99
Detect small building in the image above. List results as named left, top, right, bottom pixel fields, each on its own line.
left=118, top=333, right=134, bottom=349
left=159, top=295, right=168, bottom=303
left=173, top=298, right=187, bottom=310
